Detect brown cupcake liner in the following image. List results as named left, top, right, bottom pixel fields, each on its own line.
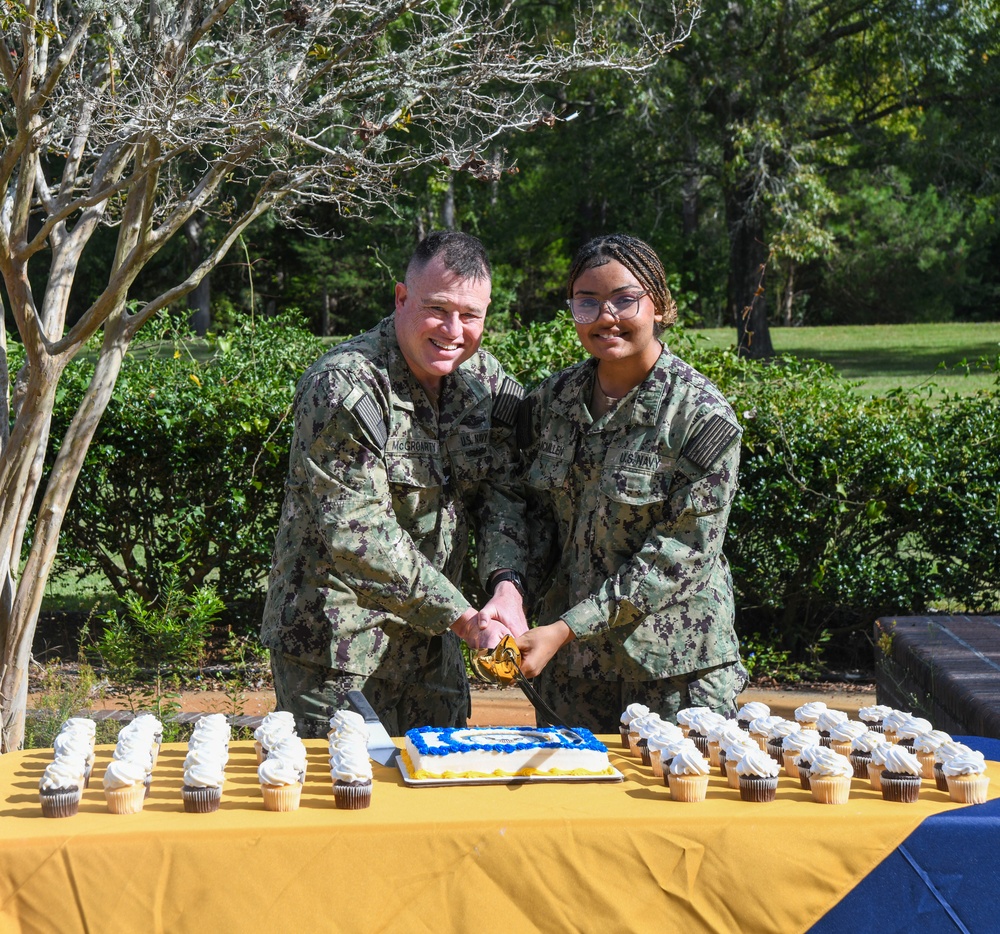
left=765, top=741, right=784, bottom=763
left=738, top=775, right=777, bottom=803
left=933, top=763, right=949, bottom=792
left=688, top=733, right=708, bottom=757
left=638, top=739, right=651, bottom=767
left=182, top=785, right=222, bottom=813
left=618, top=725, right=630, bottom=749
left=849, top=753, right=871, bottom=779
left=798, top=763, right=812, bottom=791
left=39, top=789, right=81, bottom=818
left=334, top=780, right=372, bottom=810
left=881, top=773, right=921, bottom=803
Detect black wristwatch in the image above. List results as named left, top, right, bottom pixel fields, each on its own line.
left=488, top=569, right=526, bottom=599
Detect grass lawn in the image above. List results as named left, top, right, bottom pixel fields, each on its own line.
left=687, top=321, right=1000, bottom=396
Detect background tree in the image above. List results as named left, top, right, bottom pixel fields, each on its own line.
left=0, top=0, right=696, bottom=751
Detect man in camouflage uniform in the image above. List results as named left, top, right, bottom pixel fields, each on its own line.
left=516, top=234, right=747, bottom=732
left=261, top=232, right=528, bottom=737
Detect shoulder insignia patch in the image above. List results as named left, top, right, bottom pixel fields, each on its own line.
left=516, top=397, right=535, bottom=451
left=349, top=392, right=388, bottom=450
left=682, top=414, right=740, bottom=471
left=492, top=376, right=525, bottom=428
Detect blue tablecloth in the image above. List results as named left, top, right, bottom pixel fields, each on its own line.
left=811, top=737, right=1000, bottom=933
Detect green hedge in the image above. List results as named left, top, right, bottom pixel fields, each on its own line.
left=46, top=315, right=1000, bottom=663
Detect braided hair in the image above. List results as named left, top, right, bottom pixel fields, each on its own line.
left=567, top=234, right=677, bottom=329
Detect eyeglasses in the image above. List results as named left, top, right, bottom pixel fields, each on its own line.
left=566, top=291, right=648, bottom=324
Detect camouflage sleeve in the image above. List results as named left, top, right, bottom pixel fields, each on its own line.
left=473, top=366, right=529, bottom=585
left=561, top=412, right=742, bottom=639
left=295, top=370, right=471, bottom=635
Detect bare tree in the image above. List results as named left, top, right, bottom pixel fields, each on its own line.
left=0, top=0, right=698, bottom=750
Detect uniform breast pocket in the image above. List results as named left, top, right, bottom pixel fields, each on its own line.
left=444, top=433, right=493, bottom=487
left=384, top=451, right=444, bottom=490
left=600, top=466, right=674, bottom=514
left=524, top=451, right=572, bottom=494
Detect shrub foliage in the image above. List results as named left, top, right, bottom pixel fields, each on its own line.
left=47, top=316, right=999, bottom=665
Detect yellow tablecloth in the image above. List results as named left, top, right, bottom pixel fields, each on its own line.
left=2, top=738, right=997, bottom=934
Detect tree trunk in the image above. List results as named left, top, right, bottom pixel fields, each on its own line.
left=0, top=322, right=130, bottom=752
left=725, top=183, right=775, bottom=359
left=184, top=217, right=212, bottom=336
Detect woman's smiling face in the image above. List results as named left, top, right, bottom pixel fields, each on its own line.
left=570, top=259, right=663, bottom=369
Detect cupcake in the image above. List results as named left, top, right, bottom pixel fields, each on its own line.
left=793, top=701, right=827, bottom=732
left=736, top=701, right=770, bottom=732
left=332, top=744, right=374, bottom=809
left=781, top=729, right=821, bottom=779
left=868, top=742, right=890, bottom=791
left=657, top=738, right=699, bottom=786
left=765, top=719, right=801, bottom=764
left=128, top=714, right=164, bottom=766
left=52, top=726, right=95, bottom=789
left=858, top=704, right=894, bottom=734
left=646, top=724, right=685, bottom=778
left=39, top=755, right=85, bottom=818
left=675, top=706, right=707, bottom=738
left=735, top=747, right=780, bottom=803
left=828, top=720, right=868, bottom=758
left=896, top=715, right=933, bottom=750
left=619, top=703, right=650, bottom=747
left=815, top=709, right=849, bottom=747
left=685, top=710, right=726, bottom=757
left=795, top=744, right=825, bottom=791
left=667, top=747, right=711, bottom=802
left=630, top=712, right=663, bottom=760
left=881, top=709, right=911, bottom=745
left=808, top=749, right=854, bottom=804
left=911, top=730, right=952, bottom=779
left=259, top=757, right=304, bottom=812
left=707, top=720, right=746, bottom=769
left=181, top=748, right=225, bottom=813
left=103, top=758, right=148, bottom=814
left=880, top=745, right=923, bottom=802
left=747, top=715, right=783, bottom=752
left=267, top=735, right=309, bottom=784
left=934, top=741, right=974, bottom=792
left=722, top=735, right=759, bottom=789
left=849, top=730, right=886, bottom=779
left=255, top=712, right=296, bottom=764
left=943, top=749, right=990, bottom=805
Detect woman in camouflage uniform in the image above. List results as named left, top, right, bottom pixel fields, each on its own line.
left=515, top=234, right=748, bottom=732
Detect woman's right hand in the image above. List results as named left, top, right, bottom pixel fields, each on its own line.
left=515, top=621, right=575, bottom=677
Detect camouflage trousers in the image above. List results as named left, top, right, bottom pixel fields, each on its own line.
left=533, top=660, right=749, bottom=734
left=270, top=651, right=471, bottom=739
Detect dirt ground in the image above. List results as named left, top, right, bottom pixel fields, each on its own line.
left=39, top=680, right=877, bottom=726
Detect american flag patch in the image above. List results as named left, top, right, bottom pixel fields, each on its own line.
left=492, top=376, right=525, bottom=428
left=682, top=414, right=740, bottom=470
left=350, top=393, right=388, bottom=450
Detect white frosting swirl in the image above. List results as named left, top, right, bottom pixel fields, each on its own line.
left=794, top=743, right=825, bottom=767
left=687, top=710, right=726, bottom=736
left=879, top=745, right=922, bottom=776
left=53, top=730, right=94, bottom=766
left=722, top=733, right=758, bottom=757
left=708, top=721, right=746, bottom=745
left=897, top=715, right=933, bottom=741
left=60, top=717, right=96, bottom=737
left=808, top=749, right=854, bottom=779
left=934, top=741, right=973, bottom=764
left=850, top=731, right=887, bottom=754
left=103, top=757, right=147, bottom=790
left=794, top=702, right=827, bottom=722
left=113, top=735, right=153, bottom=771
left=816, top=709, right=849, bottom=733
left=621, top=703, right=650, bottom=727
left=782, top=729, right=821, bottom=754
left=268, top=736, right=308, bottom=778
left=748, top=715, right=783, bottom=737
left=675, top=706, right=706, bottom=728
left=631, top=713, right=664, bottom=738
left=735, top=747, right=780, bottom=778
left=736, top=701, right=769, bottom=722
left=828, top=720, right=868, bottom=743
left=766, top=719, right=801, bottom=742
left=881, top=709, right=911, bottom=732
left=183, top=757, right=225, bottom=788
left=40, top=755, right=86, bottom=791
left=668, top=747, right=710, bottom=776
left=258, top=757, right=302, bottom=786
left=648, top=721, right=684, bottom=744
left=332, top=744, right=373, bottom=783
left=911, top=730, right=952, bottom=754
left=942, top=750, right=987, bottom=777
left=858, top=704, right=893, bottom=724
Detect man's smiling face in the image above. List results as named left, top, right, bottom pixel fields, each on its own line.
left=393, top=254, right=491, bottom=397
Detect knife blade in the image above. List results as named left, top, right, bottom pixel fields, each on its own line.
left=346, top=690, right=399, bottom=766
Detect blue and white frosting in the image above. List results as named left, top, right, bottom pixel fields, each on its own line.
left=406, top=726, right=607, bottom=756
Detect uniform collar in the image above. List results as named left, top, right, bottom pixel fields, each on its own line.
left=549, top=345, right=671, bottom=427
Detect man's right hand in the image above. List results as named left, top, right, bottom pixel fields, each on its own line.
left=450, top=608, right=513, bottom=650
